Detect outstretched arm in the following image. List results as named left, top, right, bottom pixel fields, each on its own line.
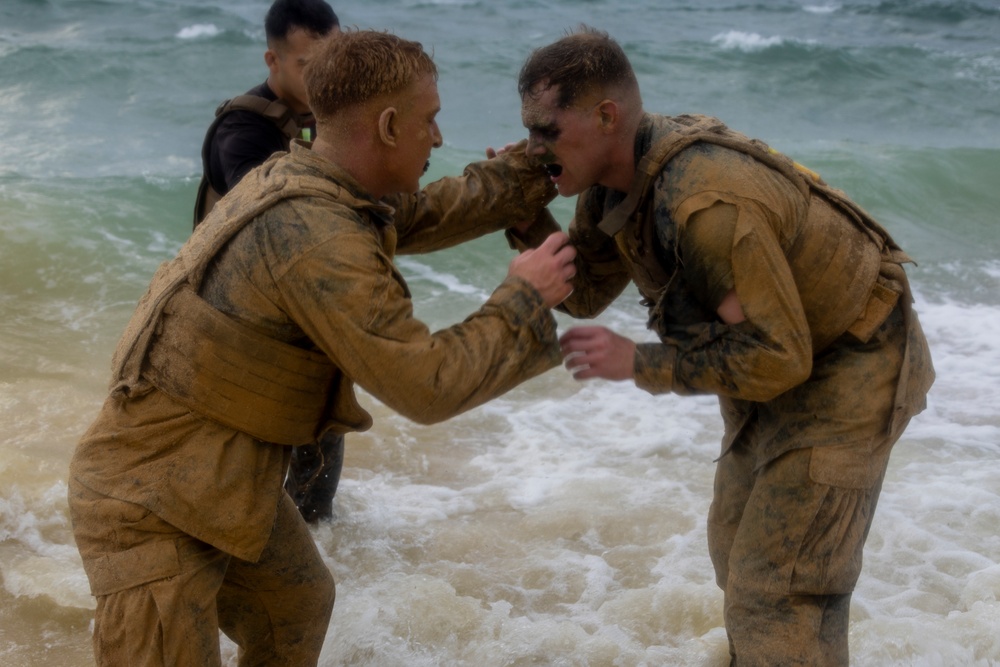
left=507, top=187, right=633, bottom=320
left=390, top=141, right=556, bottom=254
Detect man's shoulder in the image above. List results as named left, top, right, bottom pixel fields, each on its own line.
left=212, top=81, right=282, bottom=125
left=655, top=142, right=767, bottom=207
left=257, top=152, right=385, bottom=224
left=214, top=107, right=285, bottom=135
left=242, top=193, right=384, bottom=281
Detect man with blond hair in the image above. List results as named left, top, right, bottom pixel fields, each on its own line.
left=69, top=30, right=575, bottom=666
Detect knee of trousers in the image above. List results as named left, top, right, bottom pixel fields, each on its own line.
left=313, top=560, right=338, bottom=615
left=724, top=448, right=883, bottom=599
left=296, top=563, right=336, bottom=618
left=317, top=566, right=336, bottom=612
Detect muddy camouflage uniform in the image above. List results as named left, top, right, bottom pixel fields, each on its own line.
left=515, top=114, right=934, bottom=666
left=69, top=141, right=560, bottom=666
left=193, top=82, right=345, bottom=522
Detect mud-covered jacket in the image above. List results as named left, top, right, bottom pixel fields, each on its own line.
left=514, top=113, right=934, bottom=470
left=72, top=141, right=559, bottom=560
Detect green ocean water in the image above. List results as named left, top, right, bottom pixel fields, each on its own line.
left=1, top=1, right=999, bottom=665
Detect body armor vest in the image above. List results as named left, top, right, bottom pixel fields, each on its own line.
left=193, top=94, right=307, bottom=227
left=113, top=156, right=372, bottom=445
left=600, top=114, right=911, bottom=353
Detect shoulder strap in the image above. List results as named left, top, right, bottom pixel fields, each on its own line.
left=596, top=115, right=906, bottom=260
left=193, top=95, right=303, bottom=227
left=217, top=94, right=301, bottom=141
left=114, top=162, right=351, bottom=397
left=598, top=115, right=728, bottom=237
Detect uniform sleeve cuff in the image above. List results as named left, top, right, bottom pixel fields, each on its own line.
left=504, top=207, right=563, bottom=250
left=633, top=342, right=678, bottom=395
left=500, top=142, right=557, bottom=210
left=486, top=277, right=561, bottom=352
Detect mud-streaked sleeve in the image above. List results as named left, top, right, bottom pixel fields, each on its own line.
left=507, top=186, right=633, bottom=320
left=633, top=156, right=813, bottom=401
left=389, top=141, right=556, bottom=254
left=274, top=222, right=561, bottom=425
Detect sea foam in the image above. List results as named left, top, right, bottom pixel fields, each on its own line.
left=176, top=24, right=221, bottom=40
left=710, top=30, right=786, bottom=52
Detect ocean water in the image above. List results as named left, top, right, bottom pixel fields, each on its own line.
left=1, top=0, right=999, bottom=665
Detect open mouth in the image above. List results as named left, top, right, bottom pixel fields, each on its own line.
left=422, top=160, right=430, bottom=174
left=544, top=163, right=563, bottom=178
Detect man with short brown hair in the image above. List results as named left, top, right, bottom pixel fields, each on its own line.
left=512, top=27, right=934, bottom=667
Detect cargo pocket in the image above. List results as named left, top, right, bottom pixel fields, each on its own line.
left=789, top=448, right=882, bottom=595
left=84, top=538, right=182, bottom=597
left=808, top=438, right=880, bottom=490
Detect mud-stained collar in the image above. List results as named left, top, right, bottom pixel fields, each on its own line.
left=287, top=140, right=396, bottom=225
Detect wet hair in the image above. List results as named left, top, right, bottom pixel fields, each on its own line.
left=518, top=26, right=638, bottom=108
left=304, top=29, right=438, bottom=122
left=265, top=0, right=339, bottom=43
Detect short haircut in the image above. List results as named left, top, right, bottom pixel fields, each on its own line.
left=304, top=30, right=438, bottom=122
left=265, top=0, right=339, bottom=43
left=518, top=26, right=638, bottom=108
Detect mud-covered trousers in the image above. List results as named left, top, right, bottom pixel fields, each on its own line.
left=68, top=483, right=335, bottom=667
left=707, top=307, right=909, bottom=667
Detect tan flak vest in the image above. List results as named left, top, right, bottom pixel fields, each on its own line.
left=600, top=114, right=912, bottom=353
left=600, top=114, right=933, bottom=434
left=112, top=156, right=373, bottom=446
left=192, top=95, right=307, bottom=227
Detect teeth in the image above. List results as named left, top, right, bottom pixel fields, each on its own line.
left=545, top=164, right=563, bottom=177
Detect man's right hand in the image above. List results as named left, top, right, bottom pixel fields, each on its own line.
left=507, top=232, right=576, bottom=307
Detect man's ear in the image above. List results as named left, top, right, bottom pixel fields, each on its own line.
left=378, top=107, right=398, bottom=147
left=596, top=99, right=619, bottom=133
left=264, top=48, right=279, bottom=74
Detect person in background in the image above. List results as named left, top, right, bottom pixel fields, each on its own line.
left=194, top=0, right=343, bottom=522
left=511, top=27, right=934, bottom=666
left=70, top=29, right=575, bottom=666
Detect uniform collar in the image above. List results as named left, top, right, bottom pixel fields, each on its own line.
left=287, top=141, right=396, bottom=225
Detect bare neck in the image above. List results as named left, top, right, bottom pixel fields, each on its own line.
left=311, top=133, right=387, bottom=199
left=266, top=75, right=308, bottom=115
left=601, top=113, right=644, bottom=193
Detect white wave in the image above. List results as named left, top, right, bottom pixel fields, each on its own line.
left=710, top=30, right=785, bottom=52
left=0, top=483, right=93, bottom=610
left=913, top=297, right=1000, bottom=439
left=396, top=256, right=490, bottom=298
left=803, top=3, right=840, bottom=14
left=176, top=24, right=222, bottom=40
left=955, top=54, right=1000, bottom=92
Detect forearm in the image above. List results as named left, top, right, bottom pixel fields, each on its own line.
left=392, top=145, right=556, bottom=254
left=508, top=203, right=631, bottom=320
left=279, top=237, right=560, bottom=424
left=629, top=188, right=814, bottom=401
left=634, top=320, right=811, bottom=401
left=335, top=277, right=561, bottom=424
